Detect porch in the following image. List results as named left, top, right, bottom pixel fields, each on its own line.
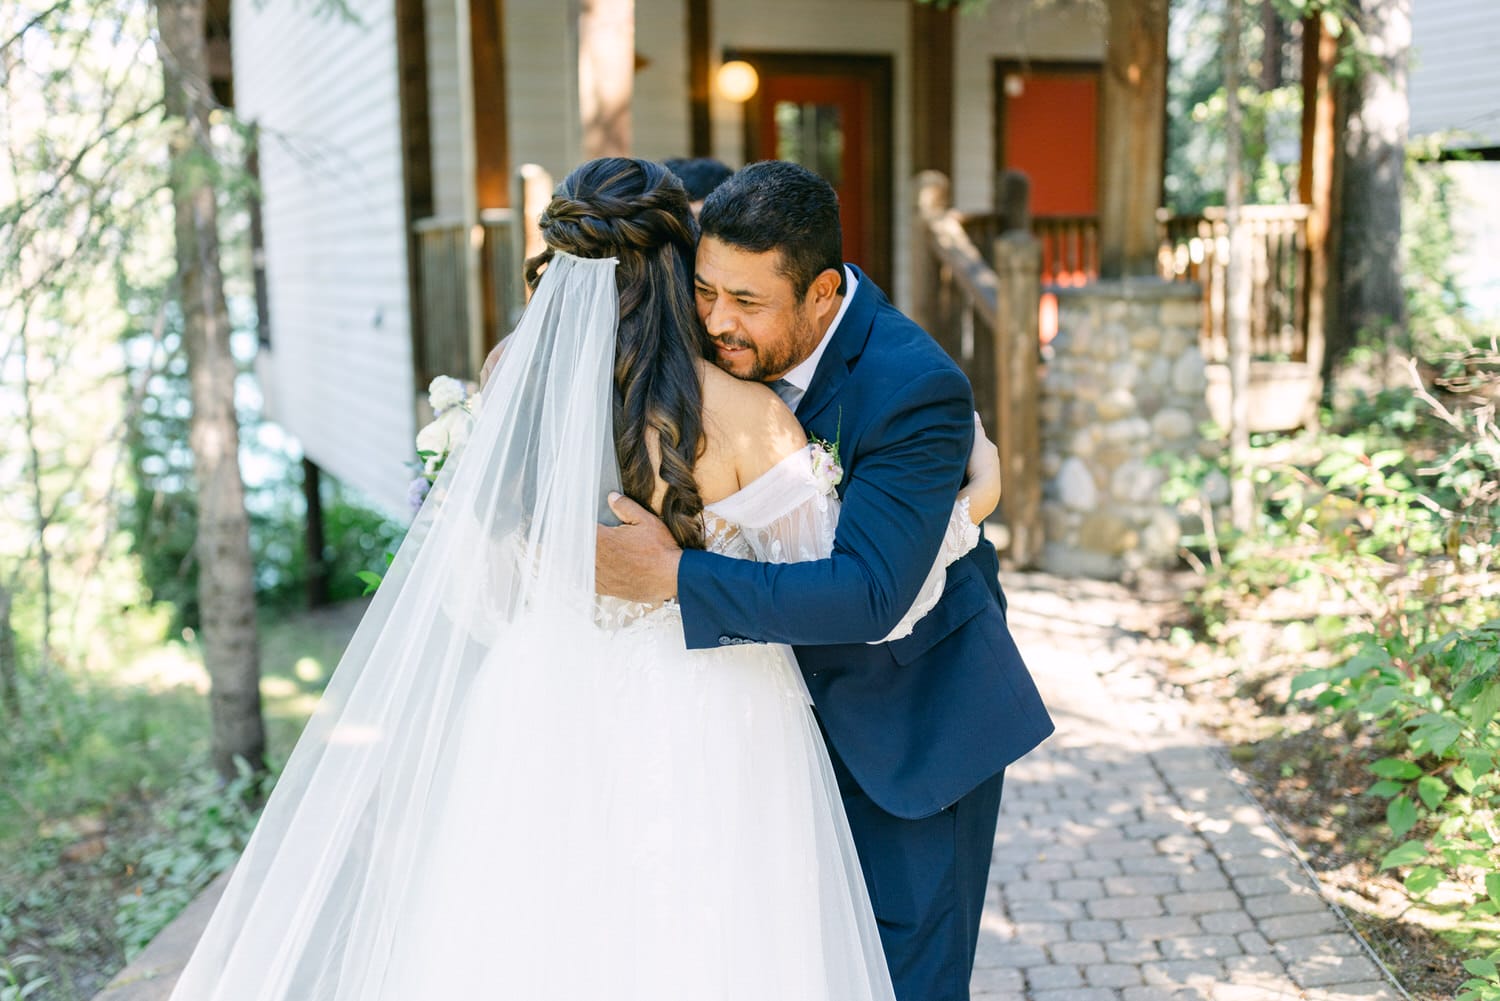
left=911, top=167, right=1323, bottom=577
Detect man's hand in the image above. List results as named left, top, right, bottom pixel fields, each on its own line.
left=595, top=493, right=683, bottom=602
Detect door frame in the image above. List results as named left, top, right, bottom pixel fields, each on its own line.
left=731, top=50, right=894, bottom=293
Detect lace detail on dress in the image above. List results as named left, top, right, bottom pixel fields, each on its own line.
left=874, top=495, right=980, bottom=643
left=595, top=509, right=757, bottom=631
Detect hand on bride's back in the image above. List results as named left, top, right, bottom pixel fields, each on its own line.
left=596, top=493, right=682, bottom=603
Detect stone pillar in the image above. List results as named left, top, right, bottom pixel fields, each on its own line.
left=1041, top=279, right=1211, bottom=579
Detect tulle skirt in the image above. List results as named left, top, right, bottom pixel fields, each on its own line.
left=372, top=607, right=895, bottom=1001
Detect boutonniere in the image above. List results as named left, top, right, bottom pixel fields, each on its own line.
left=808, top=409, right=844, bottom=497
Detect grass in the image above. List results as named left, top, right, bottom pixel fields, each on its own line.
left=0, top=598, right=366, bottom=1000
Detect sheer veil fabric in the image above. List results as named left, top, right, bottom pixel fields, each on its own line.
left=169, top=253, right=897, bottom=1001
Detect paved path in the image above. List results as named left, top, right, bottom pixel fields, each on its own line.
left=977, top=573, right=1406, bottom=1001
left=97, top=574, right=1411, bottom=1001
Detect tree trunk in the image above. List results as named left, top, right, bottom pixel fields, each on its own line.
left=1336, top=0, right=1410, bottom=378
left=1224, top=0, right=1254, bottom=534
left=156, top=0, right=266, bottom=778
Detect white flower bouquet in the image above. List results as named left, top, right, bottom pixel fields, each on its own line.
left=407, top=375, right=479, bottom=512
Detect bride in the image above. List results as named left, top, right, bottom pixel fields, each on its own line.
left=169, top=157, right=998, bottom=1001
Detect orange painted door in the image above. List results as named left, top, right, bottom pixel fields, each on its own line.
left=998, top=68, right=1099, bottom=219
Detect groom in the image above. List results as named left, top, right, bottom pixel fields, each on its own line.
left=596, top=160, right=1053, bottom=1001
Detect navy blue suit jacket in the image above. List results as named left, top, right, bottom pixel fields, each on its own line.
left=678, top=268, right=1054, bottom=819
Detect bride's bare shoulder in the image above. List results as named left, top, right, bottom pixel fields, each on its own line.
left=696, top=360, right=806, bottom=487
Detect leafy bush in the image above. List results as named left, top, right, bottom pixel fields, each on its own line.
left=114, top=761, right=273, bottom=959
left=1174, top=345, right=1499, bottom=979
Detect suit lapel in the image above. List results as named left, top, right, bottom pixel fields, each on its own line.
left=795, top=265, right=880, bottom=426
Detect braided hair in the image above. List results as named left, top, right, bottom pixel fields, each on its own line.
left=525, top=157, right=712, bottom=550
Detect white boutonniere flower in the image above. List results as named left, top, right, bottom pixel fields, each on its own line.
left=808, top=410, right=844, bottom=497
left=809, top=441, right=843, bottom=497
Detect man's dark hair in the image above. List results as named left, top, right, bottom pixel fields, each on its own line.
left=661, top=157, right=734, bottom=202
left=698, top=160, right=843, bottom=298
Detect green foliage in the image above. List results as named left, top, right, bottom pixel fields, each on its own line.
left=121, top=308, right=405, bottom=627
left=114, top=762, right=273, bottom=958
left=1461, top=948, right=1500, bottom=1001
left=1293, top=622, right=1500, bottom=928
left=1179, top=341, right=1500, bottom=963
left=0, top=956, right=50, bottom=1001
left=1165, top=0, right=1303, bottom=214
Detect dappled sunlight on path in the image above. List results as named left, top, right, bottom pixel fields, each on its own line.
left=973, top=572, right=1408, bottom=1001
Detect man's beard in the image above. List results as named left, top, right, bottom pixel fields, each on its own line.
left=712, top=308, right=818, bottom=383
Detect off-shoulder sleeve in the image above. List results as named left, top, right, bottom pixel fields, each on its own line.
left=705, top=446, right=841, bottom=565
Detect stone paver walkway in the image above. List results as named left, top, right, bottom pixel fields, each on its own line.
left=976, top=573, right=1406, bottom=1001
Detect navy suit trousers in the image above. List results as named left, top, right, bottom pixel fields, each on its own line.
left=824, top=728, right=1005, bottom=1001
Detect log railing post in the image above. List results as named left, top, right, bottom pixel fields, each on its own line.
left=911, top=170, right=950, bottom=334
left=994, top=229, right=1043, bottom=568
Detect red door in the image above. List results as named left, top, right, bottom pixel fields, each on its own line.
left=997, top=63, right=1101, bottom=341
left=743, top=54, right=893, bottom=292
left=999, top=69, right=1100, bottom=221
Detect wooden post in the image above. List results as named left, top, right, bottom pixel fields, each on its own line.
left=687, top=0, right=711, bottom=156
left=995, top=170, right=1031, bottom=236
left=578, top=0, right=634, bottom=157
left=911, top=171, right=951, bottom=335
left=994, top=229, right=1043, bottom=568
left=471, top=0, right=510, bottom=211
left=453, top=0, right=486, bottom=379
left=911, top=2, right=955, bottom=176
left=1097, top=0, right=1170, bottom=278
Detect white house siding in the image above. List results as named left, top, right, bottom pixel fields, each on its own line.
left=633, top=0, right=692, bottom=161
left=1410, top=0, right=1500, bottom=148
left=709, top=0, right=914, bottom=307
left=233, top=0, right=416, bottom=514
left=951, top=0, right=1105, bottom=212
left=426, top=0, right=466, bottom=220
left=1411, top=4, right=1500, bottom=321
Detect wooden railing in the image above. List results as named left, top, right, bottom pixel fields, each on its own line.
left=1156, top=204, right=1311, bottom=365
left=912, top=171, right=1042, bottom=568
left=961, top=212, right=1100, bottom=287
left=413, top=217, right=472, bottom=385
left=1034, top=215, right=1099, bottom=287
left=412, top=209, right=524, bottom=387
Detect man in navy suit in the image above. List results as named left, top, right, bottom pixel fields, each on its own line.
left=596, top=161, right=1053, bottom=1001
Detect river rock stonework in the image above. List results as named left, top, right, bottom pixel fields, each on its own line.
left=1040, top=279, right=1211, bottom=579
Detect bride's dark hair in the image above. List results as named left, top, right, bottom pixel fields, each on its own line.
left=525, top=157, right=711, bottom=549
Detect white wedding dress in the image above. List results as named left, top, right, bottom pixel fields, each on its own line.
left=377, top=447, right=895, bottom=1000
left=169, top=254, right=972, bottom=1001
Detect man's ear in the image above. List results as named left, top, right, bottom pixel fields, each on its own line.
left=807, top=267, right=843, bottom=320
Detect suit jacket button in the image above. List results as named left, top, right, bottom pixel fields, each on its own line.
left=718, top=635, right=732, bottom=646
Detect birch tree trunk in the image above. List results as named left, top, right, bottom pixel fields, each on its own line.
left=155, top=0, right=267, bottom=778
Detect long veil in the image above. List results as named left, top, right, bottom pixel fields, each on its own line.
left=170, top=252, right=623, bottom=1000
